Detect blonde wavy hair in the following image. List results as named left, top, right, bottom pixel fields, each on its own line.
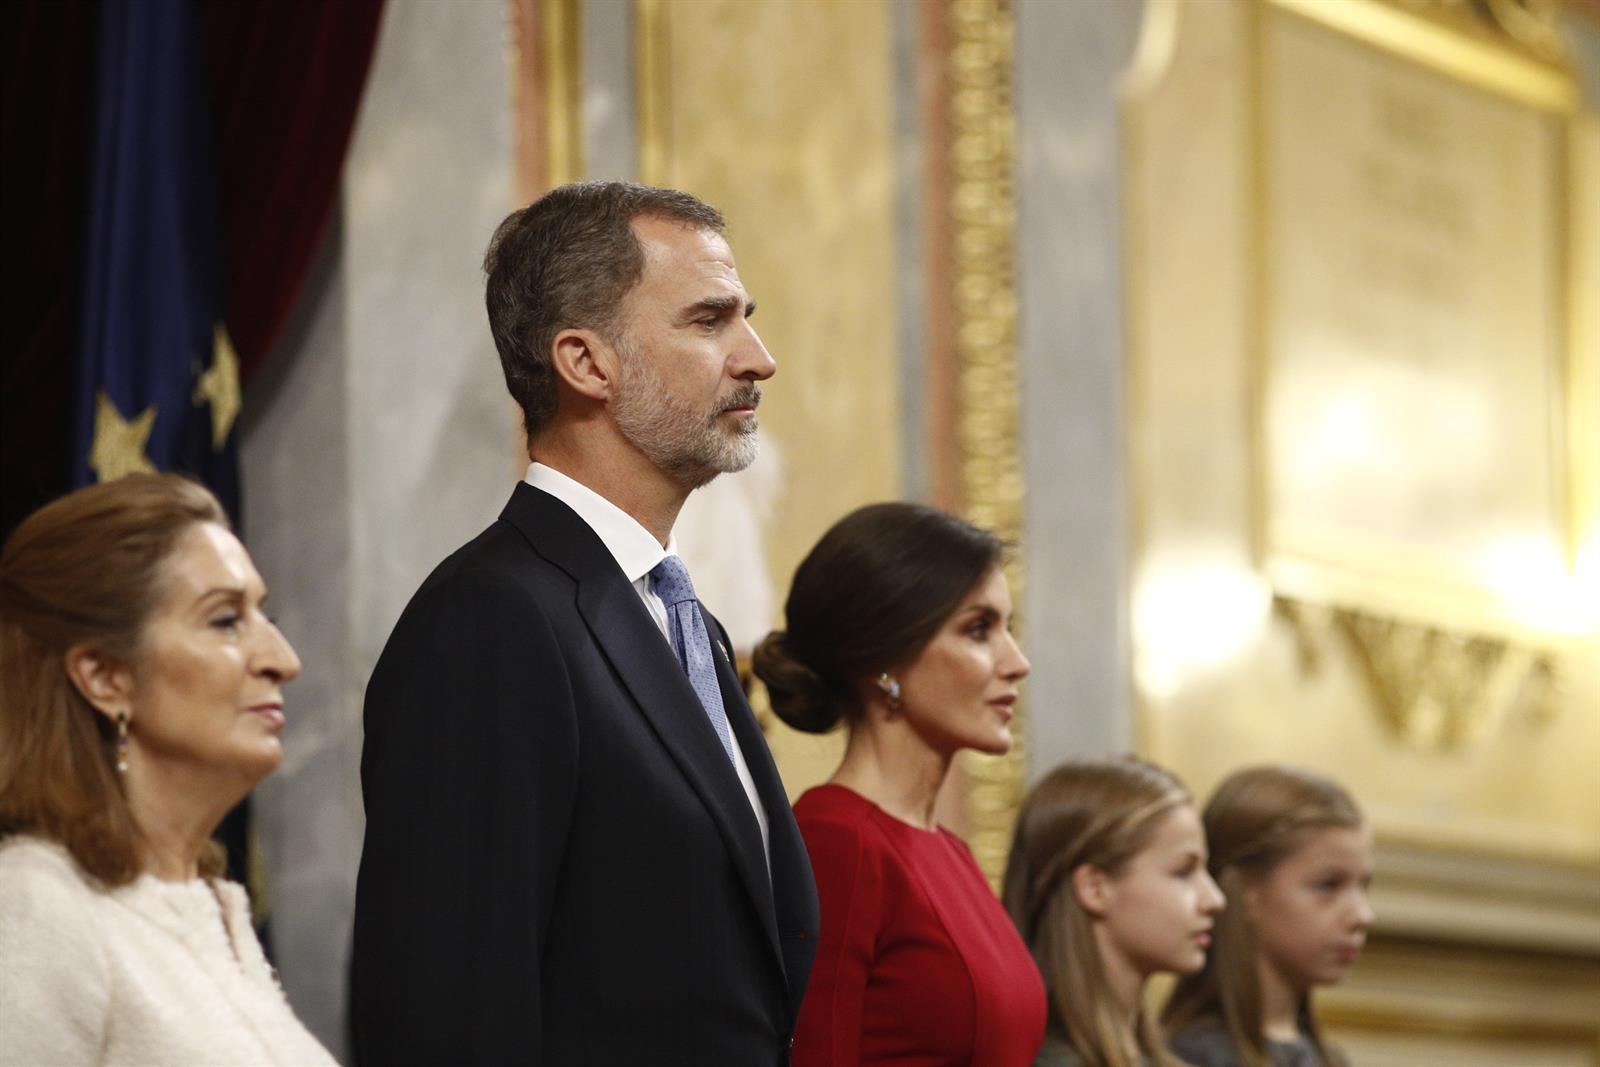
left=1003, top=757, right=1192, bottom=1067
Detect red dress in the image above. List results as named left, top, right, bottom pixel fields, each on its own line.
left=791, top=784, right=1047, bottom=1067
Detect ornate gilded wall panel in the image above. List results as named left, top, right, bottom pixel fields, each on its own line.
left=1125, top=0, right=1599, bottom=1056
left=510, top=0, right=583, bottom=203
left=1127, top=0, right=1600, bottom=871
left=635, top=1, right=1028, bottom=886
left=1258, top=0, right=1589, bottom=645
left=636, top=0, right=901, bottom=798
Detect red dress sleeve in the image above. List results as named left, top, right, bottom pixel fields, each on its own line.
left=790, top=813, right=881, bottom=1067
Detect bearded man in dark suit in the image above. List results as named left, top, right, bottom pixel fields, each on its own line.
left=351, top=181, right=818, bottom=1066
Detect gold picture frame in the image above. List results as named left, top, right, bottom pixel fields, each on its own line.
left=1251, top=0, right=1597, bottom=647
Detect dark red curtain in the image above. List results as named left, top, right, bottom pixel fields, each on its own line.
left=198, top=0, right=384, bottom=385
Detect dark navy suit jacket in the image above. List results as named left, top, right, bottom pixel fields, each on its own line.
left=351, top=483, right=819, bottom=1065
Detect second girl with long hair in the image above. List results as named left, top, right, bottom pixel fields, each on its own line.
left=1162, top=765, right=1373, bottom=1067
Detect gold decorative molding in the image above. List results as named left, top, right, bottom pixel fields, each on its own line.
left=1364, top=836, right=1600, bottom=952
left=508, top=0, right=583, bottom=205
left=1274, top=596, right=1562, bottom=750
left=1390, top=0, right=1569, bottom=62
left=1319, top=928, right=1600, bottom=1058
left=635, top=0, right=671, bottom=186
left=945, top=0, right=1025, bottom=890
left=1271, top=0, right=1577, bottom=109
left=1323, top=966, right=1600, bottom=1046
left=540, top=0, right=584, bottom=187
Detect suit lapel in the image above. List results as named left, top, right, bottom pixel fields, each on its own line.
left=707, top=610, right=819, bottom=997
left=500, top=486, right=781, bottom=969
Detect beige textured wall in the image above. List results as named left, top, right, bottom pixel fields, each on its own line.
left=652, top=0, right=901, bottom=796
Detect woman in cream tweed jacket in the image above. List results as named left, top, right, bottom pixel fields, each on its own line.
left=0, top=837, right=331, bottom=1065
left=0, top=475, right=334, bottom=1066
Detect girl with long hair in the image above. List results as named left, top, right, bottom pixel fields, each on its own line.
left=1162, top=765, right=1374, bottom=1067
left=1003, top=757, right=1225, bottom=1067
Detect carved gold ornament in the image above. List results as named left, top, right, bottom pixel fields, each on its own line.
left=1275, top=596, right=1561, bottom=750
left=947, top=0, right=1026, bottom=890
left=1390, top=0, right=1568, bottom=62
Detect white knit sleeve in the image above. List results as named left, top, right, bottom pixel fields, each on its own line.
left=0, top=841, right=111, bottom=1067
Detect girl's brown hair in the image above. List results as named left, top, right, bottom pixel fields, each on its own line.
left=1162, top=765, right=1364, bottom=1067
left=0, top=473, right=229, bottom=885
left=1003, top=757, right=1193, bottom=1067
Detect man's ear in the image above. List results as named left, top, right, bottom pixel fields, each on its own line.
left=550, top=328, right=617, bottom=402
left=64, top=644, right=135, bottom=722
left=1071, top=863, right=1115, bottom=919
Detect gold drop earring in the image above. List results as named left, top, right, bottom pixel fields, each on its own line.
left=115, top=711, right=130, bottom=773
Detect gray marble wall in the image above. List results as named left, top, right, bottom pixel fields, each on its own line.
left=1015, top=0, right=1147, bottom=773
left=238, top=2, right=516, bottom=1059
left=582, top=0, right=635, bottom=180
left=893, top=0, right=931, bottom=503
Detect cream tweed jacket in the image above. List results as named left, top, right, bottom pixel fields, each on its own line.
left=0, top=835, right=336, bottom=1066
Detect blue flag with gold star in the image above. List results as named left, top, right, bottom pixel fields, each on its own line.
left=72, top=0, right=257, bottom=923
left=73, top=0, right=240, bottom=513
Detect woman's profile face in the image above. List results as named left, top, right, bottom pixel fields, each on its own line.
left=1247, top=824, right=1374, bottom=992
left=1094, top=804, right=1225, bottom=979
left=894, top=566, right=1030, bottom=756
left=126, top=522, right=301, bottom=791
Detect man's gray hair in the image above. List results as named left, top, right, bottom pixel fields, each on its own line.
left=483, top=181, right=726, bottom=443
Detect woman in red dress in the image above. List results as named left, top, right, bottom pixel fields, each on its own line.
left=754, top=503, right=1046, bottom=1067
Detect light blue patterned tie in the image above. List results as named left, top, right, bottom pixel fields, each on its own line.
left=649, top=555, right=736, bottom=764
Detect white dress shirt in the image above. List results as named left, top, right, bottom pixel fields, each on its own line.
left=524, top=463, right=771, bottom=863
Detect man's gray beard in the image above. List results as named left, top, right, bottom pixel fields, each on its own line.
left=611, top=340, right=760, bottom=489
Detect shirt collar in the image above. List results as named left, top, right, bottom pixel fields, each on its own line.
left=523, top=462, right=677, bottom=584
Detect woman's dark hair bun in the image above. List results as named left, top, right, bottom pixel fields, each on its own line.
left=752, top=630, right=843, bottom=735
left=757, top=502, right=1002, bottom=735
